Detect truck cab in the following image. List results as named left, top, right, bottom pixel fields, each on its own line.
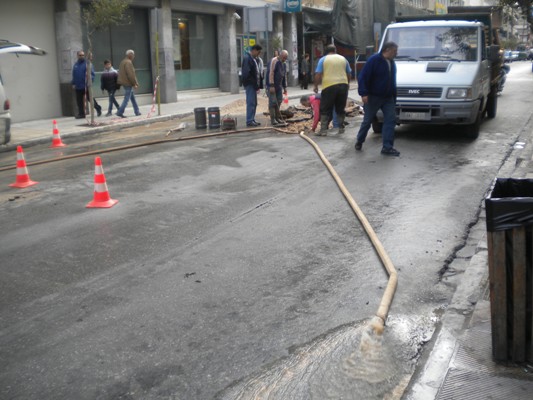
left=374, top=7, right=502, bottom=139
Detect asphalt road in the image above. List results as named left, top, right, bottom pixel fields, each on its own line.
left=1, top=62, right=532, bottom=399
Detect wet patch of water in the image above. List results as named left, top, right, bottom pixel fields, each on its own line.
left=216, top=313, right=438, bottom=400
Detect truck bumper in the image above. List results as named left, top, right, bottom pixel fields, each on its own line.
left=378, top=99, right=481, bottom=126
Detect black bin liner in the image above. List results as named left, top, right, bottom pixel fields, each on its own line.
left=485, top=178, right=533, bottom=232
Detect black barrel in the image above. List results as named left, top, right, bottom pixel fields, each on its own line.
left=208, top=107, right=220, bottom=129
left=194, top=107, right=207, bottom=129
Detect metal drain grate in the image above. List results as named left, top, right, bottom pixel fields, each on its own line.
left=437, top=368, right=533, bottom=400
left=437, top=321, right=533, bottom=399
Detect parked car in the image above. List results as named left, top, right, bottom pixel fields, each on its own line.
left=516, top=51, right=528, bottom=61
left=0, top=39, right=46, bottom=145
left=511, top=51, right=520, bottom=62
left=503, top=50, right=513, bottom=63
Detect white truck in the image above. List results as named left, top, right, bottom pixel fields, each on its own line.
left=374, top=6, right=503, bottom=138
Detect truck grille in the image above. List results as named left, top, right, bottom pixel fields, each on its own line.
left=397, top=87, right=442, bottom=98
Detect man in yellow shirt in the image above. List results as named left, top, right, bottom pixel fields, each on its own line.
left=313, top=44, right=352, bottom=136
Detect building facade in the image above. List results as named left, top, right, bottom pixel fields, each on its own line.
left=1, top=0, right=494, bottom=124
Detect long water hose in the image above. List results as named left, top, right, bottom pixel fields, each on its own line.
left=298, top=132, right=398, bottom=333
left=1, top=126, right=398, bottom=331
left=0, top=127, right=264, bottom=172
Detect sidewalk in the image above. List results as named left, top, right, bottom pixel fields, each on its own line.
left=4, top=84, right=533, bottom=398
left=405, top=126, right=533, bottom=398
left=2, top=85, right=355, bottom=153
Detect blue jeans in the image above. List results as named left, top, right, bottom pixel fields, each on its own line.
left=117, top=86, right=140, bottom=116
left=107, top=90, right=120, bottom=114
left=332, top=109, right=339, bottom=128
left=245, top=85, right=257, bottom=124
left=356, top=95, right=396, bottom=149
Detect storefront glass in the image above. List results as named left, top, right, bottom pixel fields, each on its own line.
left=172, top=12, right=218, bottom=90
left=82, top=7, right=152, bottom=95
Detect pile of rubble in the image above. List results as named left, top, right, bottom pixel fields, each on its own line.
left=218, top=96, right=363, bottom=134
left=277, top=98, right=364, bottom=134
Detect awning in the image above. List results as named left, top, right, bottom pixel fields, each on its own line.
left=332, top=0, right=357, bottom=47
left=303, top=8, right=332, bottom=35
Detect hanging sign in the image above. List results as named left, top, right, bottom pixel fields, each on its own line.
left=285, top=0, right=302, bottom=13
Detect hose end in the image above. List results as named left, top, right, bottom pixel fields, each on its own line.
left=370, top=316, right=385, bottom=336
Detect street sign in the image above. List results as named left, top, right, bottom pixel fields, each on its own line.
left=244, top=5, right=273, bottom=33
left=285, top=0, right=302, bottom=13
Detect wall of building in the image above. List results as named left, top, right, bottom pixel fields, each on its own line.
left=0, top=0, right=62, bottom=123
left=4, top=0, right=384, bottom=122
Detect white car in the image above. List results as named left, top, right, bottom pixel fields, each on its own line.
left=0, top=39, right=46, bottom=144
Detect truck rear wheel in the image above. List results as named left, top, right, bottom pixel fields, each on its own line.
left=486, top=92, right=497, bottom=119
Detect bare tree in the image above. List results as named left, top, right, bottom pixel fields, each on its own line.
left=499, top=0, right=533, bottom=39
left=82, top=0, right=130, bottom=125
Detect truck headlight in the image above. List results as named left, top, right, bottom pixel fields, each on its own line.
left=447, top=88, right=472, bottom=99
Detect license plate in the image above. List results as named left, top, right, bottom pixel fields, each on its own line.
left=400, top=111, right=430, bottom=121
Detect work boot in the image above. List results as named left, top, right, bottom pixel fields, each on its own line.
left=269, top=107, right=278, bottom=126
left=337, top=114, right=345, bottom=134
left=275, top=108, right=288, bottom=127
left=317, top=115, right=329, bottom=136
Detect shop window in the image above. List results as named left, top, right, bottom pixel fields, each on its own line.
left=82, top=7, right=152, bottom=95
left=172, top=12, right=218, bottom=90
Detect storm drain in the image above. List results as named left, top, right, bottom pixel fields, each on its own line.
left=437, top=368, right=533, bottom=399
left=437, top=317, right=533, bottom=399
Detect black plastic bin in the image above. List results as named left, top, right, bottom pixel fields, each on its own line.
left=208, top=107, right=220, bottom=129
left=194, top=107, right=207, bottom=129
left=485, top=178, right=533, bottom=363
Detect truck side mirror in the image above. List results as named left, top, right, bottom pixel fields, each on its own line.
left=488, top=45, right=501, bottom=63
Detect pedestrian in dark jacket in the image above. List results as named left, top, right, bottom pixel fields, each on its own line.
left=300, top=53, right=311, bottom=89
left=71, top=50, right=102, bottom=118
left=100, top=60, right=120, bottom=117
left=355, top=42, right=400, bottom=156
left=241, top=44, right=263, bottom=126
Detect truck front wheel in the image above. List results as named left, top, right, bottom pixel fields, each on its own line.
left=465, top=108, right=482, bottom=139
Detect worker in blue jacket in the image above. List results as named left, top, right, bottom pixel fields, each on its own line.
left=355, top=42, right=399, bottom=156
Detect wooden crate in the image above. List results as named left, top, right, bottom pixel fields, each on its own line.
left=487, top=227, right=533, bottom=363
left=485, top=178, right=533, bottom=363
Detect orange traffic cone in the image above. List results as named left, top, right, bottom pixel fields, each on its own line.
left=50, top=119, right=66, bottom=148
left=86, top=156, right=118, bottom=208
left=9, top=146, right=38, bottom=188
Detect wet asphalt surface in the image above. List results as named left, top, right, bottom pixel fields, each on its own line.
left=1, top=63, right=532, bottom=399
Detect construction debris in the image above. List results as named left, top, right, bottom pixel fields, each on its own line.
left=166, top=95, right=365, bottom=135
left=166, top=122, right=188, bottom=136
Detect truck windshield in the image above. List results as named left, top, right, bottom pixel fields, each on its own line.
left=384, top=26, right=478, bottom=61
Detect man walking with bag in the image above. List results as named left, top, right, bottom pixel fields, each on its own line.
left=116, top=49, right=140, bottom=118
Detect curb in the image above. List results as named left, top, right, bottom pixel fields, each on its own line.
left=0, top=111, right=193, bottom=153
